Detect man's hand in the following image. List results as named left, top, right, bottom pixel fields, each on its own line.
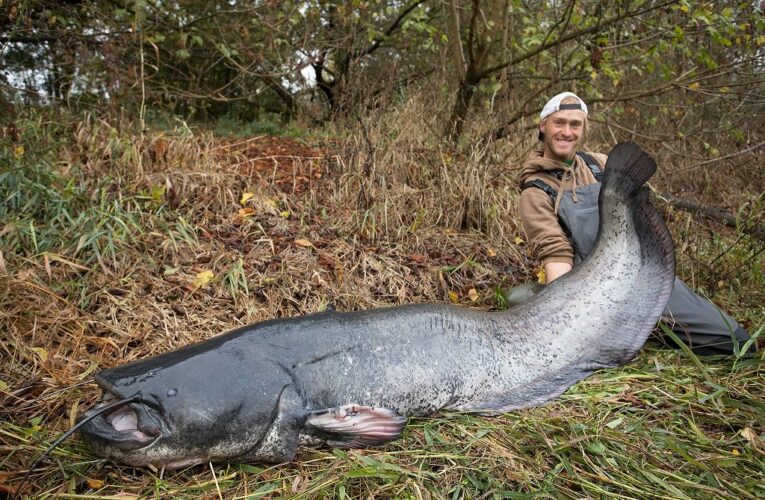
left=544, top=262, right=573, bottom=282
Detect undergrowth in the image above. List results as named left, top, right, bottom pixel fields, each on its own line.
left=1, top=108, right=763, bottom=498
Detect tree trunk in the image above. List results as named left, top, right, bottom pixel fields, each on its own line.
left=447, top=77, right=478, bottom=143
left=663, top=193, right=765, bottom=243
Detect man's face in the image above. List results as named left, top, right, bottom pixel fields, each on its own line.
left=539, top=109, right=586, bottom=161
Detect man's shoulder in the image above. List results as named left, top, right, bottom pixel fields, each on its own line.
left=521, top=171, right=563, bottom=190
left=579, top=151, right=608, bottom=168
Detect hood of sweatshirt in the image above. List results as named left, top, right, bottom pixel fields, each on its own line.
left=519, top=150, right=575, bottom=184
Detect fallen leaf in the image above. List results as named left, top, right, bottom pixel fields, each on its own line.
left=487, top=247, right=497, bottom=257
left=32, top=347, right=48, bottom=363
left=237, top=207, right=255, bottom=218
left=536, top=268, right=547, bottom=284
left=468, top=288, right=478, bottom=302
left=240, top=192, right=254, bottom=205
left=514, top=236, right=525, bottom=245
left=295, top=238, right=313, bottom=248
left=448, top=290, right=459, bottom=303
left=191, top=270, right=214, bottom=290
left=86, top=478, right=105, bottom=489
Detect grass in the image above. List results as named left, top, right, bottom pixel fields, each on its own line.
left=1, top=108, right=763, bottom=498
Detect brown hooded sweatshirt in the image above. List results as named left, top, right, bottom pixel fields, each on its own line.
left=518, top=150, right=608, bottom=267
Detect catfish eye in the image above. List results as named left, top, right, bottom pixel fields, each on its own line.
left=167, top=388, right=178, bottom=397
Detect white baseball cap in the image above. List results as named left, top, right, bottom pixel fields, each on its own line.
left=540, top=92, right=588, bottom=120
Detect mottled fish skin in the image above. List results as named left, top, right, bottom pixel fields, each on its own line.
left=79, top=142, right=675, bottom=469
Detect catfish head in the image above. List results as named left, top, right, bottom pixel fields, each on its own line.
left=78, top=332, right=299, bottom=469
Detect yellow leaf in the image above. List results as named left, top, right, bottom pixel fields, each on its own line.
left=688, top=82, right=700, bottom=90
left=448, top=291, right=459, bottom=303
left=32, top=347, right=48, bottom=362
left=468, top=288, right=478, bottom=302
left=731, top=448, right=740, bottom=456
left=487, top=247, right=497, bottom=257
left=536, top=268, right=547, bottom=284
left=86, top=478, right=105, bottom=489
left=280, top=210, right=291, bottom=218
left=13, top=145, right=25, bottom=158
left=514, top=236, right=525, bottom=245
left=192, top=270, right=214, bottom=290
left=294, top=238, right=313, bottom=248
left=240, top=192, right=254, bottom=205
left=0, top=379, right=9, bottom=391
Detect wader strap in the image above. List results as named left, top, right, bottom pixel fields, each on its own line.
left=576, top=151, right=603, bottom=182
left=521, top=152, right=602, bottom=203
left=521, top=179, right=558, bottom=204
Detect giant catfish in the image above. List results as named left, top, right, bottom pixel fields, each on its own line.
left=77, top=141, right=675, bottom=469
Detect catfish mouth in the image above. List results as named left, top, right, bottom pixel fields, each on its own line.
left=78, top=379, right=166, bottom=451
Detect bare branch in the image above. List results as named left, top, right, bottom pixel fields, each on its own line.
left=479, top=0, right=680, bottom=79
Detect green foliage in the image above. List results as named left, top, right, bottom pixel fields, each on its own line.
left=0, top=147, right=141, bottom=264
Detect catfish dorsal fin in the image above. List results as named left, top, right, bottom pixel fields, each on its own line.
left=305, top=404, right=406, bottom=448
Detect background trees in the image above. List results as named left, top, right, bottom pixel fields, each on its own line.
left=2, top=0, right=763, bottom=146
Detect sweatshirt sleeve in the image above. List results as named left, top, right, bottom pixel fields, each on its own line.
left=519, top=186, right=574, bottom=267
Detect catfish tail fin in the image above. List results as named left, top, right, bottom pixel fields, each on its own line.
left=602, top=141, right=657, bottom=195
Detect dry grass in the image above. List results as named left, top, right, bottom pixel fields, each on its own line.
left=1, top=107, right=763, bottom=498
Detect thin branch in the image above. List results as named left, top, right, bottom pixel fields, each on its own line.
left=360, top=0, right=427, bottom=57
left=479, top=0, right=680, bottom=79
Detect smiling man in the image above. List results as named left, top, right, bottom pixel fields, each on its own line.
left=514, top=91, right=753, bottom=356
left=519, top=92, right=605, bottom=282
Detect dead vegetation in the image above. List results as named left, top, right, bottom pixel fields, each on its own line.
left=1, top=105, right=763, bottom=498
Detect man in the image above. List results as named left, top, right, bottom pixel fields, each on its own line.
left=512, top=91, right=752, bottom=356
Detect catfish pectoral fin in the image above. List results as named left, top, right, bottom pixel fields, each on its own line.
left=304, top=404, right=406, bottom=448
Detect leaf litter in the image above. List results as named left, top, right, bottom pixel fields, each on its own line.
left=1, top=123, right=763, bottom=498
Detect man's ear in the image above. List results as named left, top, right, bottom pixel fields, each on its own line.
left=539, top=119, right=546, bottom=133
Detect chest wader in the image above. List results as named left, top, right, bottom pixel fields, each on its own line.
left=524, top=154, right=752, bottom=356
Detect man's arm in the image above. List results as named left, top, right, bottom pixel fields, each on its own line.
left=519, top=187, right=575, bottom=283
left=544, top=261, right=572, bottom=282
